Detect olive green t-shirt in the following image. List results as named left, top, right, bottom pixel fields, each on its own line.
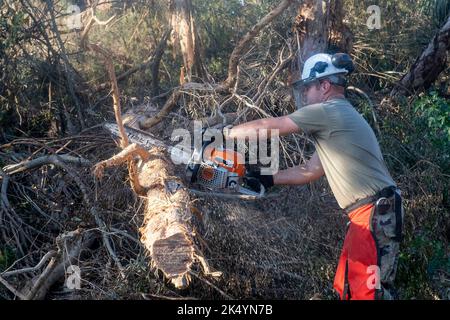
left=288, top=98, right=396, bottom=209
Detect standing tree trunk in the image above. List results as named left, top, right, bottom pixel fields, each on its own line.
left=291, top=0, right=353, bottom=106
left=294, top=0, right=353, bottom=66
left=170, top=0, right=207, bottom=82
left=295, top=0, right=328, bottom=62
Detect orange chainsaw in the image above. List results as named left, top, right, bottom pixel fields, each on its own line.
left=104, top=123, right=265, bottom=199
left=185, top=136, right=265, bottom=198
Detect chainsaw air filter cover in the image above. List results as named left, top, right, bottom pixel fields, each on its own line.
left=186, top=145, right=245, bottom=190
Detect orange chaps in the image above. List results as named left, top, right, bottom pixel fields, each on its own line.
left=333, top=203, right=379, bottom=299
left=333, top=195, right=403, bottom=300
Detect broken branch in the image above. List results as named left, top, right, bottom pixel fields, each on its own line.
left=221, top=0, right=294, bottom=91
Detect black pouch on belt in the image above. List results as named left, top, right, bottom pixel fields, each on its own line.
left=393, top=189, right=403, bottom=242
left=375, top=188, right=403, bottom=242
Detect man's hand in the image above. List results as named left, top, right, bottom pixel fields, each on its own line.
left=245, top=168, right=274, bottom=191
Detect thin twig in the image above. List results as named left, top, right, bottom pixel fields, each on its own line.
left=3, top=154, right=91, bottom=175
left=1, top=251, right=57, bottom=277
left=189, top=271, right=233, bottom=300
left=0, top=275, right=26, bottom=300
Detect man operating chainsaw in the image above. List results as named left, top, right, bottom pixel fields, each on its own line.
left=222, top=53, right=404, bottom=300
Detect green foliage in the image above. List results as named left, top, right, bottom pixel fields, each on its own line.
left=0, top=2, right=58, bottom=137
left=378, top=90, right=449, bottom=300
left=413, top=92, right=450, bottom=143
left=193, top=0, right=278, bottom=78
left=397, top=230, right=449, bottom=299
left=381, top=91, right=449, bottom=176
left=412, top=91, right=450, bottom=169
left=0, top=246, right=15, bottom=273
left=419, top=0, right=450, bottom=27
left=0, top=9, right=29, bottom=50
left=347, top=0, right=438, bottom=92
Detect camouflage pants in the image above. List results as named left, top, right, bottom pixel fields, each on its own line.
left=334, top=190, right=404, bottom=300
left=371, top=191, right=404, bottom=299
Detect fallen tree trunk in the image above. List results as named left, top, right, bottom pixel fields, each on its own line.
left=138, top=148, right=214, bottom=288
left=94, top=145, right=221, bottom=289
left=83, top=11, right=220, bottom=289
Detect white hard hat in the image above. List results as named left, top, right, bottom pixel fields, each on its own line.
left=292, top=53, right=354, bottom=88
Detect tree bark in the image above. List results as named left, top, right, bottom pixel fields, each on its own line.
left=294, top=0, right=352, bottom=64
left=138, top=148, right=200, bottom=289
left=170, top=0, right=207, bottom=82
left=391, top=16, right=450, bottom=97
left=94, top=144, right=221, bottom=289
left=295, top=0, right=328, bottom=62
left=291, top=0, right=353, bottom=107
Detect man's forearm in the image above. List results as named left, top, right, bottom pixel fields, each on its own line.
left=227, top=116, right=299, bottom=140
left=273, top=164, right=323, bottom=185
left=228, top=118, right=277, bottom=139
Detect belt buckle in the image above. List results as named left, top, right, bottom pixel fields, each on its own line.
left=375, top=197, right=391, bottom=215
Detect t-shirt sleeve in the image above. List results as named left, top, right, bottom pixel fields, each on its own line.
left=287, top=104, right=328, bottom=135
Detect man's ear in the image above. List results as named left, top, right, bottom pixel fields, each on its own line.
left=320, top=80, right=332, bottom=92
left=322, top=80, right=331, bottom=93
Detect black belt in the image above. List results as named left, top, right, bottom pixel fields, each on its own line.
left=344, top=186, right=397, bottom=214
left=345, top=185, right=403, bottom=242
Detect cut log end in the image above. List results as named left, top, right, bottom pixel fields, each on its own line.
left=152, top=233, right=195, bottom=289
left=138, top=148, right=220, bottom=289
